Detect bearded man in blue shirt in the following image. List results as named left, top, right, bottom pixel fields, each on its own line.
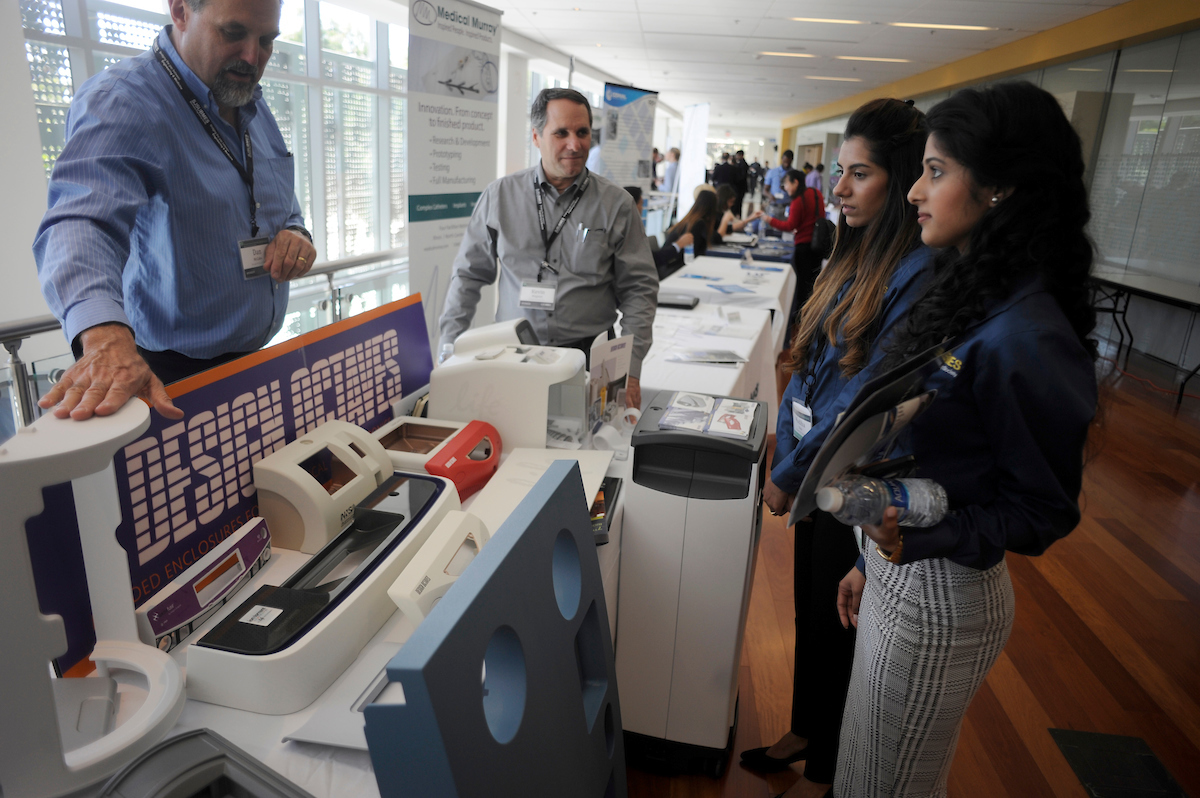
left=34, top=0, right=316, bottom=421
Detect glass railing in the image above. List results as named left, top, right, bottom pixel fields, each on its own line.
left=1, top=249, right=408, bottom=444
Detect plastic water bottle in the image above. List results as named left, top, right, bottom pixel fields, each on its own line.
left=684, top=244, right=695, bottom=265
left=437, top=342, right=455, bottom=365
left=815, top=476, right=948, bottom=528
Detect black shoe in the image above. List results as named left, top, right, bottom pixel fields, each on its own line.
left=739, top=745, right=808, bottom=772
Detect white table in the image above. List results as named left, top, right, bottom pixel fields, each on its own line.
left=637, top=303, right=776, bottom=428
left=95, top=451, right=633, bottom=798
left=659, top=255, right=796, bottom=356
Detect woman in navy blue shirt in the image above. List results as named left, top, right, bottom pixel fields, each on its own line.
left=742, top=98, right=933, bottom=798
left=834, top=82, right=1099, bottom=797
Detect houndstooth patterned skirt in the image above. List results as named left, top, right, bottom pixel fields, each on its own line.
left=833, top=550, right=1015, bottom=798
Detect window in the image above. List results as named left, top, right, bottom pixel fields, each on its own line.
left=19, top=0, right=409, bottom=265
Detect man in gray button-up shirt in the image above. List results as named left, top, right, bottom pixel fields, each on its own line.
left=438, top=88, right=658, bottom=408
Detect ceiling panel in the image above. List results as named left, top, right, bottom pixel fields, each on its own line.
left=492, top=0, right=1128, bottom=132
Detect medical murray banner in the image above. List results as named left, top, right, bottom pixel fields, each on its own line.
left=598, top=82, right=658, bottom=191
left=408, top=0, right=502, bottom=343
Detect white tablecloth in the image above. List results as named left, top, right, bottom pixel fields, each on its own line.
left=637, top=303, right=776, bottom=428
left=659, top=255, right=795, bottom=356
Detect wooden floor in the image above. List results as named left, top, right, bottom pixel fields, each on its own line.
left=628, top=344, right=1200, bottom=797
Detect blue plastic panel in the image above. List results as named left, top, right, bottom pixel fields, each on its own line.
left=365, top=460, right=626, bottom=797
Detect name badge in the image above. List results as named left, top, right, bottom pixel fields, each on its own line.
left=792, top=399, right=813, bottom=440
left=239, top=237, right=270, bottom=279
left=519, top=279, right=557, bottom=310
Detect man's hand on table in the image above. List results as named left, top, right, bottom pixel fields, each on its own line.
left=265, top=228, right=317, bottom=283
left=625, top=376, right=641, bottom=411
left=38, top=323, right=183, bottom=421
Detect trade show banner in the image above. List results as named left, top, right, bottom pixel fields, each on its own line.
left=407, top=0, right=502, bottom=342
left=36, top=296, right=433, bottom=671
left=598, top=82, right=658, bottom=191
left=676, top=102, right=710, bottom=218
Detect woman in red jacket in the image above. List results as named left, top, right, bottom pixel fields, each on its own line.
left=769, top=169, right=826, bottom=345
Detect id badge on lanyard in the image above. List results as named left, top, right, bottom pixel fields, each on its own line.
left=520, top=279, right=557, bottom=310
left=792, top=399, right=813, bottom=440
left=532, top=172, right=589, bottom=302
left=240, top=237, right=270, bottom=279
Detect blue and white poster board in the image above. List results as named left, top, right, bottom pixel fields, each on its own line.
left=598, top=82, right=658, bottom=192
left=407, top=0, right=502, bottom=344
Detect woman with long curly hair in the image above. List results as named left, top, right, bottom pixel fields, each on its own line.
left=834, top=81, right=1099, bottom=798
left=745, top=98, right=933, bottom=798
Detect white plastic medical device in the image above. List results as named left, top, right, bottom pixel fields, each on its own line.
left=253, top=420, right=391, bottom=553
left=388, top=510, right=490, bottom=624
left=450, top=318, right=539, bottom=353
left=430, top=345, right=587, bottom=449
left=0, top=401, right=185, bottom=798
left=372, top=416, right=467, bottom=472
left=185, top=472, right=460, bottom=715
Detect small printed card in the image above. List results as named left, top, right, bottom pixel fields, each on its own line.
left=657, top=392, right=755, bottom=440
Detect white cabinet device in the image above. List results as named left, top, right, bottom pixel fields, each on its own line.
left=615, top=391, right=767, bottom=777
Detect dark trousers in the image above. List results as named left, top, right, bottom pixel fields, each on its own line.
left=556, top=328, right=615, bottom=371
left=791, top=510, right=860, bottom=784
left=785, top=245, right=824, bottom=349
left=138, top=347, right=252, bottom=386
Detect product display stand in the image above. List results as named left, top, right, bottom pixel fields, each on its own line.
left=0, top=400, right=186, bottom=798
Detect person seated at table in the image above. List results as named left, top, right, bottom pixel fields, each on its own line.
left=657, top=190, right=719, bottom=279
left=748, top=98, right=934, bottom=798
left=715, top=184, right=765, bottom=243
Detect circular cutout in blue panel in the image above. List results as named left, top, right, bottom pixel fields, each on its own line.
left=552, top=528, right=582, bottom=620
left=482, top=626, right=526, bottom=744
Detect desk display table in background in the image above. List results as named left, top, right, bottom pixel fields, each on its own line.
left=637, top=304, right=776, bottom=428
left=1091, top=269, right=1200, bottom=405
left=660, top=255, right=796, bottom=356
left=705, top=239, right=795, bottom=264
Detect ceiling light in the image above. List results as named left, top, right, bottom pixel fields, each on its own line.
left=790, top=17, right=866, bottom=24
left=760, top=51, right=817, bottom=58
left=1068, top=68, right=1102, bottom=72
left=805, top=75, right=862, bottom=82
left=835, top=56, right=910, bottom=62
left=888, top=22, right=998, bottom=30
left=1124, top=69, right=1173, bottom=73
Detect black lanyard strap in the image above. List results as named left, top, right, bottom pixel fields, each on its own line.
left=533, top=171, right=590, bottom=280
left=154, top=39, right=259, bottom=237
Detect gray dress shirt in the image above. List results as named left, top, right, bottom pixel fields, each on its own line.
left=438, top=163, right=659, bottom=378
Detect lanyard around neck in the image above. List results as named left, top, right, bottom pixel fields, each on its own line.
left=533, top=171, right=590, bottom=279
left=153, top=39, right=259, bottom=237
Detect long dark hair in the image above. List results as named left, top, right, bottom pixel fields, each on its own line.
left=669, top=189, right=718, bottom=241
left=716, top=183, right=737, bottom=212
left=788, top=98, right=927, bottom=377
left=887, top=82, right=1097, bottom=366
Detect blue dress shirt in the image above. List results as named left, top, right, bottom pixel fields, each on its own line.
left=890, top=276, right=1097, bottom=570
left=764, top=165, right=788, bottom=201
left=772, top=244, right=935, bottom=493
left=35, top=27, right=304, bottom=359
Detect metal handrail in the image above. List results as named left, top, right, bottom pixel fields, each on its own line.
left=1, top=247, right=409, bottom=433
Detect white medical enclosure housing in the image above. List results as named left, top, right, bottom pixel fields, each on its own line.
left=615, top=391, right=767, bottom=777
